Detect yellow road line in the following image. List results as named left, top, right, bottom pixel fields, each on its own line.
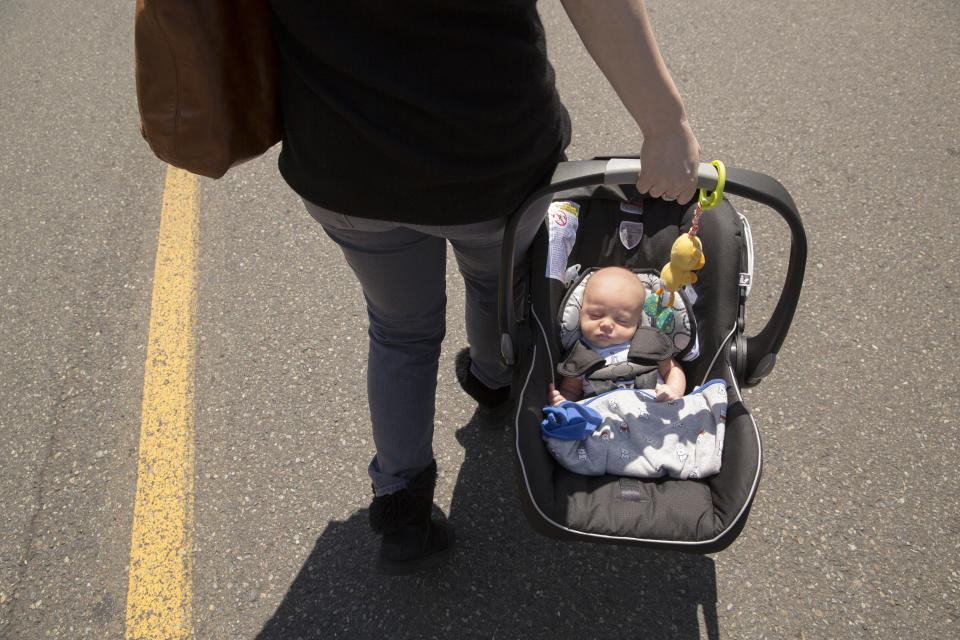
left=125, top=166, right=200, bottom=640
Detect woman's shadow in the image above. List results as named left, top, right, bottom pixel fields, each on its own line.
left=256, top=401, right=720, bottom=640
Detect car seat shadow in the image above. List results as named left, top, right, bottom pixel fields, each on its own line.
left=256, top=412, right=721, bottom=639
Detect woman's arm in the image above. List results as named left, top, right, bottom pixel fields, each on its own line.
left=559, top=0, right=700, bottom=204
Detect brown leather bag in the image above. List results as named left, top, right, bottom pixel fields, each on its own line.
left=134, top=0, right=280, bottom=179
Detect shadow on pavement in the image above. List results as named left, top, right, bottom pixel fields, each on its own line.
left=257, top=409, right=719, bottom=640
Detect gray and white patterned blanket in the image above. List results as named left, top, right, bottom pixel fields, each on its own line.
left=541, top=380, right=727, bottom=480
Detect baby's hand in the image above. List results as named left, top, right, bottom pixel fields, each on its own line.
left=548, top=384, right=568, bottom=407
left=654, top=384, right=682, bottom=402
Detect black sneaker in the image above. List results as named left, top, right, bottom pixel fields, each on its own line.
left=455, top=345, right=513, bottom=402
left=454, top=348, right=515, bottom=428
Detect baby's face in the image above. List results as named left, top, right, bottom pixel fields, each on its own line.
left=580, top=272, right=645, bottom=349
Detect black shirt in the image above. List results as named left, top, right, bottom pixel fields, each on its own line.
left=269, top=0, right=570, bottom=224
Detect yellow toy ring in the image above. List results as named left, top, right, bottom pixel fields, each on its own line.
left=699, top=160, right=726, bottom=210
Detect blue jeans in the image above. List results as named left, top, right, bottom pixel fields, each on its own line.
left=303, top=197, right=549, bottom=495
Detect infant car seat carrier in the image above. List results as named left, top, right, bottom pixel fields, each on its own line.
left=498, top=159, right=806, bottom=552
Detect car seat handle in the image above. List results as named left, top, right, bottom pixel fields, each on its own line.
left=721, top=167, right=807, bottom=383
left=602, top=158, right=723, bottom=192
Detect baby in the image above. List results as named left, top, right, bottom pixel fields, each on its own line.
left=549, top=266, right=685, bottom=406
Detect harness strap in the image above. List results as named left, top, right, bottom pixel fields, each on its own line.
left=557, top=326, right=676, bottom=393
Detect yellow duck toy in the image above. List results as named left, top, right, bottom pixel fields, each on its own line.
left=660, top=233, right=705, bottom=306
left=644, top=159, right=725, bottom=333
left=643, top=232, right=705, bottom=333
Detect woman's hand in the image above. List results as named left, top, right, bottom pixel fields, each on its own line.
left=635, top=119, right=701, bottom=204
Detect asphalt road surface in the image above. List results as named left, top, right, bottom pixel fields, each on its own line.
left=1, top=1, right=958, bottom=638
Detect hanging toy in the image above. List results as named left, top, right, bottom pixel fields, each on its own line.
left=646, top=160, right=726, bottom=332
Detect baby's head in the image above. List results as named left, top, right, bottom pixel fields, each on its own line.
left=579, top=267, right=647, bottom=349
